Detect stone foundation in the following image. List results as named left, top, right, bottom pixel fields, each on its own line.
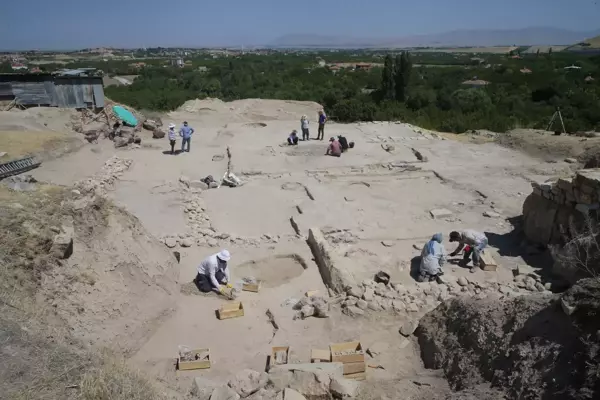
left=523, top=169, right=600, bottom=246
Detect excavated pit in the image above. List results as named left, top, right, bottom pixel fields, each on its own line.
left=235, top=253, right=308, bottom=288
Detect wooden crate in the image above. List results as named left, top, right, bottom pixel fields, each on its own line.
left=217, top=302, right=244, bottom=320
left=311, top=348, right=331, bottom=363
left=177, top=348, right=211, bottom=371
left=344, top=371, right=366, bottom=381
left=343, top=361, right=366, bottom=375
left=479, top=251, right=498, bottom=271
left=330, top=341, right=365, bottom=364
left=242, top=281, right=262, bottom=293
left=270, top=346, right=290, bottom=367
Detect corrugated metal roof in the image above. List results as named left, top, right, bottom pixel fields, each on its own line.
left=12, top=82, right=52, bottom=105
left=0, top=75, right=105, bottom=108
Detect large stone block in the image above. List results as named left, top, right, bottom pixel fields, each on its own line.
left=307, top=228, right=356, bottom=294
left=522, top=193, right=558, bottom=245
left=228, top=369, right=268, bottom=398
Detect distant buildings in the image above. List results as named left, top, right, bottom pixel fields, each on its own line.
left=325, top=62, right=382, bottom=73
left=171, top=58, right=184, bottom=68
left=11, top=63, right=27, bottom=71
left=461, top=79, right=490, bottom=87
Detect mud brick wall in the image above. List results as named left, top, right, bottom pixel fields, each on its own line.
left=523, top=169, right=600, bottom=247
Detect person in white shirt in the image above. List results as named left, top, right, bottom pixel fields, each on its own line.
left=300, top=115, right=310, bottom=141
left=195, top=249, right=232, bottom=294
left=449, top=230, right=488, bottom=272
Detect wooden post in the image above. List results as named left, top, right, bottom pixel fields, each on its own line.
left=226, top=146, right=232, bottom=175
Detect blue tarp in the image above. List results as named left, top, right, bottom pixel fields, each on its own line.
left=113, top=105, right=138, bottom=127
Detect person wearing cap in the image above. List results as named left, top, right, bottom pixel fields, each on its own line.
left=167, top=123, right=177, bottom=154
left=195, top=249, right=232, bottom=294
left=449, top=230, right=488, bottom=272
left=326, top=137, right=342, bottom=157
left=317, top=110, right=327, bottom=140
left=287, top=130, right=299, bottom=145
left=179, top=121, right=194, bottom=153
left=300, top=115, right=310, bottom=141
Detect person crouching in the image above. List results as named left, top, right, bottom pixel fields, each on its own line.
left=287, top=130, right=299, bottom=145
left=326, top=137, right=342, bottom=157
left=418, top=233, right=446, bottom=282
left=195, top=249, right=232, bottom=295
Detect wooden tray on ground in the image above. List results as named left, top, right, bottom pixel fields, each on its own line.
left=330, top=341, right=365, bottom=364
left=343, top=361, right=366, bottom=375
left=177, top=348, right=211, bottom=370
left=270, top=346, right=290, bottom=368
left=479, top=251, right=498, bottom=271
left=217, top=302, right=244, bottom=320
left=344, top=371, right=366, bottom=381
left=311, top=348, right=331, bottom=363
left=242, top=281, right=262, bottom=293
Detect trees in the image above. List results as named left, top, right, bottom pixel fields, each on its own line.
left=104, top=50, right=600, bottom=134
left=397, top=52, right=412, bottom=102
left=381, top=55, right=395, bottom=100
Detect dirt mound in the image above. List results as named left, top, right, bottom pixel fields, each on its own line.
left=416, top=279, right=600, bottom=400
left=0, top=184, right=178, bottom=354
left=497, top=129, right=600, bottom=161
left=175, top=98, right=322, bottom=121
left=41, top=195, right=179, bottom=352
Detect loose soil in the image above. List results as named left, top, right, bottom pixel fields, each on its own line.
left=2, top=98, right=593, bottom=399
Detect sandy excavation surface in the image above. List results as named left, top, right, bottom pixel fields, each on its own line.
left=17, top=98, right=580, bottom=396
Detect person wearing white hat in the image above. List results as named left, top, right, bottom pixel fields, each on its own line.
left=195, top=249, right=232, bottom=294
left=168, top=123, right=177, bottom=154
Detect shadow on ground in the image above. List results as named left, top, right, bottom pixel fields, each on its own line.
left=485, top=217, right=555, bottom=283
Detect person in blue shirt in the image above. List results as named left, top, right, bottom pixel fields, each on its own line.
left=179, top=121, right=194, bottom=152
left=317, top=110, right=327, bottom=140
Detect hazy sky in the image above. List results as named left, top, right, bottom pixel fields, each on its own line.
left=1, top=0, right=598, bottom=49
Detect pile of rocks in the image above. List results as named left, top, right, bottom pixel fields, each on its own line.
left=75, top=156, right=133, bottom=195
left=192, top=363, right=360, bottom=400
left=113, top=126, right=142, bottom=148
left=531, top=169, right=600, bottom=211
left=339, top=274, right=552, bottom=318
left=293, top=296, right=330, bottom=319
left=324, top=229, right=359, bottom=245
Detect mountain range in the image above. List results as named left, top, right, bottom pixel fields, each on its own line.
left=269, top=27, right=600, bottom=48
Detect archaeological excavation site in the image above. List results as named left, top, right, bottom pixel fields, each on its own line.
left=1, top=98, right=599, bottom=400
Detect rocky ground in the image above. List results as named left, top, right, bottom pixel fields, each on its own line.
left=2, top=98, right=599, bottom=399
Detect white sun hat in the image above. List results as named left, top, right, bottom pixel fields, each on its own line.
left=217, top=249, right=231, bottom=262
left=169, top=123, right=176, bottom=129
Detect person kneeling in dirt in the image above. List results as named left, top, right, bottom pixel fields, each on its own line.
left=195, top=249, right=232, bottom=295
left=449, top=230, right=488, bottom=272
left=287, top=130, right=299, bottom=145
left=337, top=135, right=349, bottom=152
left=418, top=233, right=446, bottom=282
left=326, top=137, right=342, bottom=157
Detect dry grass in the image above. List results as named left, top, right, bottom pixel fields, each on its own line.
left=80, top=357, right=164, bottom=400
left=0, top=187, right=164, bottom=400
left=0, top=130, right=69, bottom=162
left=0, top=185, right=67, bottom=306
left=552, top=217, right=600, bottom=279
